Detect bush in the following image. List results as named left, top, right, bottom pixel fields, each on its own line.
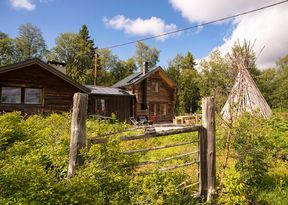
left=218, top=111, right=288, bottom=204
left=0, top=112, right=196, bottom=204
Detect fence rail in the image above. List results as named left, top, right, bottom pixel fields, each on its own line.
left=89, top=125, right=201, bottom=144
left=67, top=93, right=216, bottom=203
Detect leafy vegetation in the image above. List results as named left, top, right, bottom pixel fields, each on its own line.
left=1, top=111, right=287, bottom=204
left=0, top=112, right=201, bottom=204
left=217, top=111, right=288, bottom=204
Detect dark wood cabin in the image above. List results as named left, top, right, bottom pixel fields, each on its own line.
left=0, top=59, right=134, bottom=122
left=113, top=63, right=177, bottom=123
left=0, top=59, right=89, bottom=114
left=86, top=85, right=134, bottom=122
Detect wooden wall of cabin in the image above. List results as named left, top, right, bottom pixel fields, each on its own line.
left=127, top=71, right=176, bottom=123
left=88, top=94, right=133, bottom=122
left=0, top=64, right=83, bottom=114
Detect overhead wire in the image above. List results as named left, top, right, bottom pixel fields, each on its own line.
left=101, top=0, right=288, bottom=50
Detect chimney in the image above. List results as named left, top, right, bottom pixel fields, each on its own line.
left=47, top=61, right=67, bottom=74
left=142, top=62, right=149, bottom=75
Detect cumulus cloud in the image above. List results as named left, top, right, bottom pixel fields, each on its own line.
left=10, top=0, right=36, bottom=11
left=103, top=15, right=178, bottom=41
left=169, top=0, right=288, bottom=68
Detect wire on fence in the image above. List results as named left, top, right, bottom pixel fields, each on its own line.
left=181, top=182, right=200, bottom=190
left=139, top=160, right=198, bottom=175
left=124, top=140, right=198, bottom=154
left=138, top=151, right=198, bottom=165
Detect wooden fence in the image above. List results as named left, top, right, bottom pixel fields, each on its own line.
left=67, top=93, right=216, bottom=203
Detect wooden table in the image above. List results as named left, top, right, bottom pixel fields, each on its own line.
left=173, top=114, right=201, bottom=125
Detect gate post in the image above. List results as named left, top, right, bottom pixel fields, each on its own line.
left=67, top=93, right=88, bottom=179
left=198, top=126, right=207, bottom=197
left=202, top=97, right=216, bottom=203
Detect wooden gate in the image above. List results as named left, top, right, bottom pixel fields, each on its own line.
left=67, top=93, right=216, bottom=202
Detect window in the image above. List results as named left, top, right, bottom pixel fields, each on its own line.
left=151, top=81, right=159, bottom=92
left=1, top=87, right=21, bottom=104
left=0, top=87, right=42, bottom=105
left=95, top=99, right=106, bottom=115
left=159, top=104, right=167, bottom=116
left=25, top=88, right=42, bottom=104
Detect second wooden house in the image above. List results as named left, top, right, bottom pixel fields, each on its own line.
left=113, top=62, right=177, bottom=123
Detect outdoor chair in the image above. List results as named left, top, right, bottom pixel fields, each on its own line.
left=129, top=117, right=144, bottom=126
left=138, top=115, right=153, bottom=125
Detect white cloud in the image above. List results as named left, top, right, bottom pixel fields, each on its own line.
left=103, top=15, right=178, bottom=41
left=10, top=0, right=36, bottom=11
left=169, top=0, right=288, bottom=69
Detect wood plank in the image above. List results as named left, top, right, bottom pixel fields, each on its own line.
left=67, top=93, right=88, bottom=179
left=90, top=125, right=201, bottom=144
left=202, top=97, right=216, bottom=203
left=198, top=126, right=207, bottom=198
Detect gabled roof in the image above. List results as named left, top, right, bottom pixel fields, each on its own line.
left=85, top=85, right=134, bottom=96
left=112, top=66, right=177, bottom=88
left=0, top=58, right=90, bottom=93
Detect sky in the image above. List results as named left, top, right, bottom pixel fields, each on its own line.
left=1, top=0, right=288, bottom=69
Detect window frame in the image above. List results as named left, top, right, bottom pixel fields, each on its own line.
left=151, top=81, right=159, bottom=93
left=0, top=86, right=43, bottom=105
left=0, top=86, right=22, bottom=104
left=159, top=103, right=167, bottom=116
left=95, top=98, right=106, bottom=116
left=24, top=88, right=43, bottom=105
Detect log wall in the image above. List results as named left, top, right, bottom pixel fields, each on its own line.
left=128, top=71, right=176, bottom=123
left=0, top=64, right=83, bottom=114
left=88, top=94, right=133, bottom=122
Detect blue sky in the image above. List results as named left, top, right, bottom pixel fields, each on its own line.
left=1, top=0, right=288, bottom=69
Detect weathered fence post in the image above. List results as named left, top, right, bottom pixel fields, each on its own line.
left=67, top=93, right=88, bottom=179
left=202, top=97, right=216, bottom=203
left=198, top=126, right=207, bottom=198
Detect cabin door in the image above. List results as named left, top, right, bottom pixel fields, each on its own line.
left=149, top=103, right=158, bottom=123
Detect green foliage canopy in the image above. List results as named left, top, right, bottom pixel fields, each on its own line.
left=15, top=23, right=47, bottom=61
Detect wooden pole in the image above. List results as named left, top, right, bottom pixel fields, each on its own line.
left=94, top=47, right=98, bottom=86
left=67, top=93, right=88, bottom=179
left=198, top=126, right=207, bottom=198
left=202, top=97, right=216, bottom=203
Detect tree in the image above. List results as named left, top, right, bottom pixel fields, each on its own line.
left=0, top=32, right=16, bottom=67
left=50, top=25, right=96, bottom=84
left=198, top=50, right=233, bottom=111
left=257, top=68, right=277, bottom=107
left=15, top=23, right=47, bottom=61
left=135, top=41, right=159, bottom=69
left=111, top=58, right=137, bottom=84
left=50, top=32, right=81, bottom=81
left=167, top=52, right=200, bottom=114
left=78, top=25, right=95, bottom=84
left=227, top=40, right=260, bottom=80
left=266, top=55, right=288, bottom=108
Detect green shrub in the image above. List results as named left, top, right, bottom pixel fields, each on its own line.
left=218, top=111, right=288, bottom=204
left=0, top=112, right=196, bottom=204
left=0, top=112, right=25, bottom=150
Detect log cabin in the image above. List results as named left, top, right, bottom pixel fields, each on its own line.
left=86, top=85, right=134, bottom=122
left=113, top=62, right=177, bottom=123
left=0, top=58, right=134, bottom=121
